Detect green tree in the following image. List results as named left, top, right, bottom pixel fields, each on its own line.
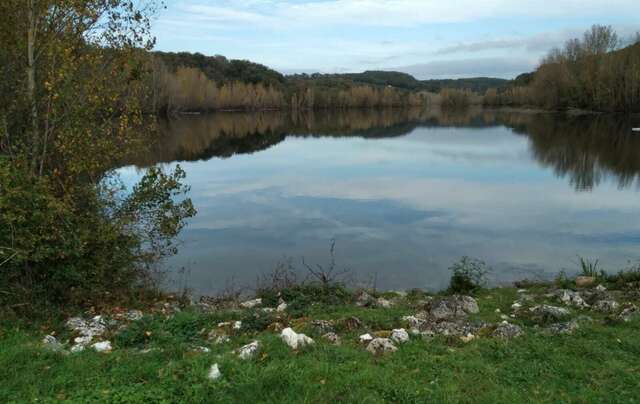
left=0, top=1, right=196, bottom=309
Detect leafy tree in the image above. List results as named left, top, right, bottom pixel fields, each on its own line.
left=0, top=1, right=196, bottom=309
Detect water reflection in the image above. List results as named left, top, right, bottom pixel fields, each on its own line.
left=132, top=109, right=640, bottom=191
left=122, top=109, right=640, bottom=295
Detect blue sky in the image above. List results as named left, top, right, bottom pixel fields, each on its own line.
left=153, top=1, right=640, bottom=79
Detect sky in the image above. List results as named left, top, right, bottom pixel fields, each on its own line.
left=153, top=0, right=640, bottom=79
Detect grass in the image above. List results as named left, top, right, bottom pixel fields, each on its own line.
left=1, top=286, right=640, bottom=403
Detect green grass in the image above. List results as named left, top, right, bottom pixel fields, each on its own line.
left=1, top=288, right=640, bottom=403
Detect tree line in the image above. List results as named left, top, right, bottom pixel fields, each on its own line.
left=484, top=25, right=640, bottom=112
left=150, top=58, right=427, bottom=113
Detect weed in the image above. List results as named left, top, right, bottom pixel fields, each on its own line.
left=448, top=257, right=490, bottom=295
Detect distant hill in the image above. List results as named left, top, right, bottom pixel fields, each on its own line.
left=154, top=52, right=286, bottom=87
left=154, top=52, right=515, bottom=98
left=304, top=70, right=511, bottom=94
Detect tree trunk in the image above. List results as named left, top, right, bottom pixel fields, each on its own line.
left=26, top=0, right=38, bottom=174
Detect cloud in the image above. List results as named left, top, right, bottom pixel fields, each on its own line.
left=390, top=57, right=538, bottom=79
left=175, top=1, right=640, bottom=28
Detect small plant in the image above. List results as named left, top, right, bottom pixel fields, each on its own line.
left=577, top=256, right=605, bottom=278
left=447, top=256, right=490, bottom=294
left=554, top=270, right=572, bottom=289
left=302, top=239, right=351, bottom=290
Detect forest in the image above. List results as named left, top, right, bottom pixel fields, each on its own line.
left=484, top=25, right=640, bottom=112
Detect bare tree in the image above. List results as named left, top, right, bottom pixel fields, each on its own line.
left=302, top=239, right=350, bottom=290
left=582, top=25, right=619, bottom=55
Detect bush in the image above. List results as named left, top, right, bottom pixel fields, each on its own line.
left=0, top=162, right=196, bottom=311
left=447, top=257, right=490, bottom=295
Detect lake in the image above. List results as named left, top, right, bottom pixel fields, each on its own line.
left=121, top=108, right=640, bottom=296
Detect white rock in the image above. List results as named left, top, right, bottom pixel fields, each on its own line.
left=511, top=302, right=522, bottom=310
left=359, top=333, right=374, bottom=343
left=66, top=316, right=106, bottom=339
left=124, top=310, right=144, bottom=321
left=276, top=302, right=288, bottom=312
left=366, top=338, right=398, bottom=354
left=595, top=284, right=607, bottom=292
left=495, top=308, right=501, bottom=313
left=261, top=307, right=275, bottom=313
left=391, top=328, right=410, bottom=344
left=322, top=332, right=341, bottom=345
left=92, top=341, right=112, bottom=353
left=215, top=335, right=230, bottom=345
left=402, top=315, right=425, bottom=329
left=233, top=321, right=242, bottom=330
left=517, top=289, right=527, bottom=293
left=500, top=314, right=510, bottom=320
left=70, top=344, right=85, bottom=353
left=217, top=322, right=231, bottom=328
left=460, top=333, right=475, bottom=343
left=237, top=341, right=260, bottom=360
left=376, top=298, right=392, bottom=308
left=42, top=335, right=64, bottom=352
left=240, top=298, right=262, bottom=309
left=194, top=346, right=211, bottom=353
left=281, top=328, right=314, bottom=350
left=208, top=364, right=222, bottom=380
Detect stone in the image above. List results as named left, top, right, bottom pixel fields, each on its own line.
left=557, top=290, right=589, bottom=308
left=492, top=322, right=524, bottom=339
left=366, top=338, right=398, bottom=355
left=355, top=291, right=375, bottom=307
left=322, top=332, right=341, bottom=345
left=237, top=341, right=260, bottom=360
left=233, top=321, right=242, bottom=330
left=528, top=305, right=571, bottom=322
left=276, top=302, right=288, bottom=312
left=42, top=335, right=64, bottom=352
left=214, top=335, right=230, bottom=345
left=311, top=320, right=335, bottom=334
left=500, top=314, right=510, bottom=320
left=359, top=333, right=374, bottom=343
left=240, top=298, right=262, bottom=309
left=70, top=344, right=85, bottom=353
left=428, top=320, right=478, bottom=337
left=261, top=308, right=275, bottom=313
left=281, top=328, right=314, bottom=350
left=208, top=364, right=222, bottom=380
left=575, top=276, right=595, bottom=287
left=391, top=328, right=410, bottom=344
left=546, top=320, right=579, bottom=335
left=194, top=346, right=211, bottom=353
left=66, top=316, right=106, bottom=339
left=342, top=316, right=363, bottom=331
left=92, top=341, right=112, bottom=353
left=429, top=295, right=479, bottom=320
left=618, top=304, right=639, bottom=322
left=511, top=302, right=522, bottom=311
left=124, top=310, right=144, bottom=321
left=402, top=315, right=426, bottom=329
left=460, top=333, right=475, bottom=343
left=595, top=284, right=607, bottom=292
left=592, top=299, right=619, bottom=313
left=495, top=308, right=501, bottom=313
left=376, top=298, right=393, bottom=308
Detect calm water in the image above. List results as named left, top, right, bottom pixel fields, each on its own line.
left=122, top=108, right=640, bottom=295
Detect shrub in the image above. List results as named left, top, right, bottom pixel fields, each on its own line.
left=0, top=162, right=196, bottom=311
left=447, top=257, right=490, bottom=294
left=577, top=256, right=606, bottom=279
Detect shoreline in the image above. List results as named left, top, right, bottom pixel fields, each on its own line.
left=3, top=271, right=639, bottom=402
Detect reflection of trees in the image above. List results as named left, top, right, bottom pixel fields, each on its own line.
left=128, top=108, right=640, bottom=191
left=499, top=113, right=640, bottom=190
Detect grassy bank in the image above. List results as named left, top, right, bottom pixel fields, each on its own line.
left=2, top=278, right=640, bottom=403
